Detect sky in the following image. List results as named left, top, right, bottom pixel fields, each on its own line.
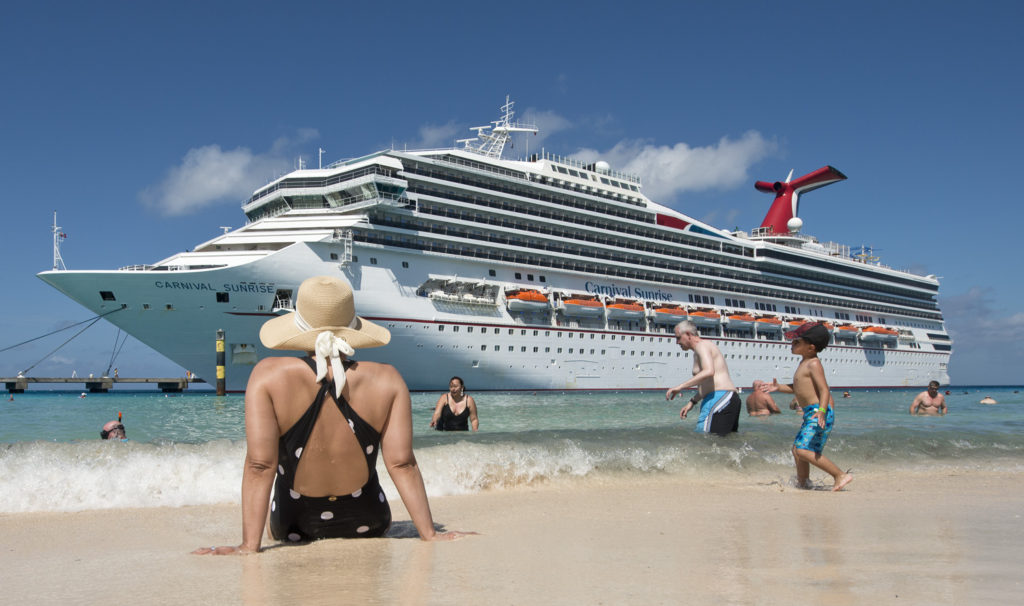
left=1, top=1, right=1022, bottom=386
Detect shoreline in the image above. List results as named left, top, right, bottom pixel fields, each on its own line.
left=3, top=470, right=1021, bottom=604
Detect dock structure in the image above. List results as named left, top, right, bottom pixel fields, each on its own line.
left=3, top=376, right=206, bottom=393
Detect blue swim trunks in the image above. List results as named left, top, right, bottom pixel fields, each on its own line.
left=793, top=404, right=834, bottom=453
left=694, top=390, right=741, bottom=436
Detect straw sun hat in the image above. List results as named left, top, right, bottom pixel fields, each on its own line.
left=259, top=276, right=390, bottom=396
left=260, top=276, right=390, bottom=352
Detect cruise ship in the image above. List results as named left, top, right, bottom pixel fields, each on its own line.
left=38, top=98, right=952, bottom=392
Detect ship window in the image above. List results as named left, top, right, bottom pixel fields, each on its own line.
left=453, top=326, right=459, bottom=332
left=508, top=346, right=514, bottom=352
left=100, top=291, right=116, bottom=301
left=533, top=347, right=538, bottom=352
left=330, top=253, right=339, bottom=260
left=545, top=347, right=550, bottom=352
left=489, top=269, right=496, bottom=276
left=438, top=325, right=444, bottom=331
left=515, top=272, right=522, bottom=279
left=568, top=348, right=573, bottom=354
left=539, top=276, right=546, bottom=283
left=527, top=274, right=534, bottom=281
left=370, top=258, right=377, bottom=265
left=467, top=327, right=474, bottom=333
left=352, top=255, right=358, bottom=262
left=508, top=329, right=514, bottom=335
left=402, top=261, right=409, bottom=268
left=521, top=330, right=527, bottom=335
left=481, top=327, right=487, bottom=333
left=557, top=348, right=563, bottom=353
left=521, top=347, right=527, bottom=352
left=165, top=304, right=174, bottom=310
left=216, top=292, right=229, bottom=303
left=142, top=304, right=150, bottom=310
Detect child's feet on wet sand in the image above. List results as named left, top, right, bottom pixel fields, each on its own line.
left=832, top=473, right=853, bottom=491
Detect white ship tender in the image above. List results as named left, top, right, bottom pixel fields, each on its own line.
left=39, top=97, right=952, bottom=391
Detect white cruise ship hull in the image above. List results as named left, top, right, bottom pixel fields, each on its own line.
left=38, top=240, right=951, bottom=392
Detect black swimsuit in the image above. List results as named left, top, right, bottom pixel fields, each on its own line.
left=269, top=358, right=391, bottom=541
left=435, top=394, right=470, bottom=431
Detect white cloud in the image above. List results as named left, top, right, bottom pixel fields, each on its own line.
left=139, top=130, right=318, bottom=216
left=414, top=121, right=462, bottom=149
left=573, top=131, right=776, bottom=202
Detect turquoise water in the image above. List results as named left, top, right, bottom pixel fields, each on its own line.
left=1, top=387, right=1021, bottom=512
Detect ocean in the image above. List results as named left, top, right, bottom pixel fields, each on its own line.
left=2, top=387, right=1022, bottom=513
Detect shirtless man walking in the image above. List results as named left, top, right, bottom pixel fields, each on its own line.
left=666, top=321, right=741, bottom=436
left=910, top=381, right=947, bottom=415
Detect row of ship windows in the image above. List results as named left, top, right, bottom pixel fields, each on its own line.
left=403, top=176, right=934, bottom=296
left=432, top=343, right=941, bottom=364
left=423, top=324, right=938, bottom=352
left=372, top=208, right=937, bottom=311
left=358, top=230, right=942, bottom=322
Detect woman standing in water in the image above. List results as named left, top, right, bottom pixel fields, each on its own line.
left=430, top=376, right=479, bottom=431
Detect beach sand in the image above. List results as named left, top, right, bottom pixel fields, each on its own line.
left=3, top=471, right=1021, bottom=605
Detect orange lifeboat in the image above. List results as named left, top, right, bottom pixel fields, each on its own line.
left=560, top=294, right=604, bottom=317
left=834, top=323, right=860, bottom=340
left=505, top=288, right=549, bottom=312
left=606, top=298, right=645, bottom=321
left=726, top=312, right=756, bottom=330
left=785, top=317, right=808, bottom=332
left=650, top=304, right=687, bottom=325
left=687, top=307, right=722, bottom=327
left=860, top=325, right=898, bottom=343
left=754, top=314, right=783, bottom=332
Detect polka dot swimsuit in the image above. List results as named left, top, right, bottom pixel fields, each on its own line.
left=269, top=359, right=391, bottom=542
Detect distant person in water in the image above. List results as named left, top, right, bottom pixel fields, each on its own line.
left=909, top=381, right=947, bottom=415
left=430, top=376, right=479, bottom=431
left=100, top=420, right=127, bottom=440
left=745, top=386, right=780, bottom=416
left=666, top=321, right=741, bottom=436
left=979, top=396, right=997, bottom=405
left=842, top=391, right=851, bottom=398
left=757, top=322, right=852, bottom=491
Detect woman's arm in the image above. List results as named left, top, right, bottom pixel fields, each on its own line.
left=428, top=394, right=446, bottom=427
left=194, top=364, right=279, bottom=555
left=467, top=396, right=479, bottom=431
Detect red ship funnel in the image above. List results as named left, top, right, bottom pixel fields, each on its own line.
left=756, top=166, right=847, bottom=234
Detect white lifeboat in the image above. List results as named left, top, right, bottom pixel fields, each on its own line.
left=754, top=314, right=784, bottom=332
left=833, top=323, right=860, bottom=341
left=725, top=312, right=756, bottom=330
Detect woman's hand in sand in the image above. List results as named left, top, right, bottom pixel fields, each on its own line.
left=191, top=544, right=257, bottom=555
left=423, top=530, right=478, bottom=541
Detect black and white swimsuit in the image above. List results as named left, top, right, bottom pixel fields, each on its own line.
left=269, top=359, right=391, bottom=541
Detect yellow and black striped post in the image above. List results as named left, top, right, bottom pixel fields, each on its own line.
left=216, top=329, right=226, bottom=396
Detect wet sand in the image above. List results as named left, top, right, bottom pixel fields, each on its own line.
left=3, top=471, right=1021, bottom=605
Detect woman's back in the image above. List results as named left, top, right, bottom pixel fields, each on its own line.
left=251, top=355, right=401, bottom=497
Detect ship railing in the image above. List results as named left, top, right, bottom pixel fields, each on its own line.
left=537, top=151, right=642, bottom=185
left=118, top=264, right=157, bottom=271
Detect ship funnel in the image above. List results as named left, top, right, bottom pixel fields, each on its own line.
left=756, top=166, right=847, bottom=234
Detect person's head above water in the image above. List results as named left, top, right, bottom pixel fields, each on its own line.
left=100, top=420, right=126, bottom=440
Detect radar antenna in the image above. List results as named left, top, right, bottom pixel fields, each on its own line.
left=52, top=211, right=67, bottom=271
left=458, top=95, right=538, bottom=159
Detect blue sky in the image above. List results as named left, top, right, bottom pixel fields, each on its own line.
left=1, top=1, right=1021, bottom=386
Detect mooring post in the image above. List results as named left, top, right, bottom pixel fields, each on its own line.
left=216, top=329, right=226, bottom=396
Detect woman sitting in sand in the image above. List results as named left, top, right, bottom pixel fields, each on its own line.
left=195, top=276, right=469, bottom=554
left=430, top=376, right=479, bottom=431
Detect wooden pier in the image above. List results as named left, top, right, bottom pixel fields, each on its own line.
left=2, top=376, right=206, bottom=393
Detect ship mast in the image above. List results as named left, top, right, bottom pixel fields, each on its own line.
left=458, top=95, right=538, bottom=159
left=52, top=211, right=67, bottom=271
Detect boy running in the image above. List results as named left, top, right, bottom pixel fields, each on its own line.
left=758, top=322, right=853, bottom=491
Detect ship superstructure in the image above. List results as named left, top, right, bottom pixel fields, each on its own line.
left=38, top=98, right=951, bottom=391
